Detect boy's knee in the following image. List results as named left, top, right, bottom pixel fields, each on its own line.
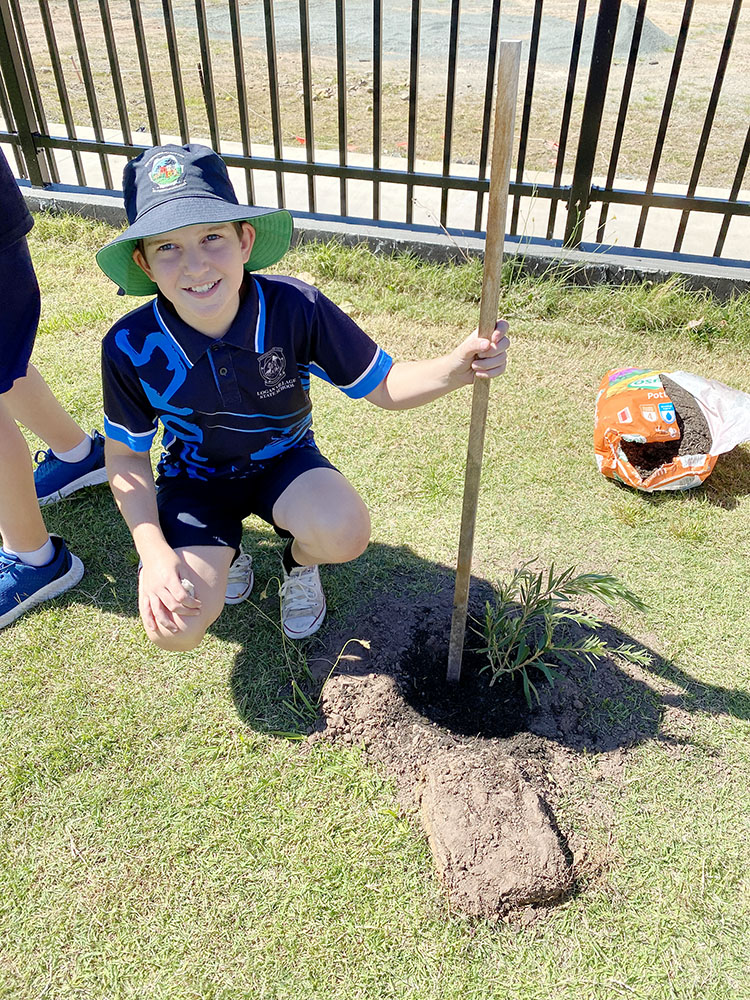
left=143, top=604, right=222, bottom=652
left=308, top=498, right=371, bottom=563
left=342, top=505, right=371, bottom=560
left=147, top=625, right=207, bottom=653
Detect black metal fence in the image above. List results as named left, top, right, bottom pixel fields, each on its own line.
left=1, top=0, right=748, bottom=262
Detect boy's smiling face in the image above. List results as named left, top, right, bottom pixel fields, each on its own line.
left=133, top=221, right=255, bottom=338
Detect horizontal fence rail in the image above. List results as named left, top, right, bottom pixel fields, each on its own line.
left=0, top=0, right=748, bottom=265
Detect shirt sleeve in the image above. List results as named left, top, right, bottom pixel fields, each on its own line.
left=101, top=331, right=159, bottom=452
left=308, top=290, right=392, bottom=399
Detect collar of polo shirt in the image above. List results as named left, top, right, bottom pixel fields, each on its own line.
left=154, top=273, right=261, bottom=361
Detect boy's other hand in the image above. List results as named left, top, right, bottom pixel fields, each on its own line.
left=139, top=548, right=202, bottom=636
left=453, top=318, right=510, bottom=382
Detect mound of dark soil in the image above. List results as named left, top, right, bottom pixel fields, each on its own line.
left=660, top=374, right=712, bottom=455
left=309, top=576, right=663, bottom=919
left=400, top=631, right=530, bottom=739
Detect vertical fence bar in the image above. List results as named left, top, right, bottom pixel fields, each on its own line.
left=546, top=0, right=587, bottom=240
left=298, top=0, right=315, bottom=211
left=673, top=0, right=742, bottom=254
left=563, top=0, right=621, bottom=246
left=162, top=0, right=189, bottom=144
left=97, top=0, right=133, bottom=151
left=0, top=72, right=24, bottom=173
left=262, top=0, right=285, bottom=207
left=439, top=0, right=461, bottom=228
left=335, top=0, right=347, bottom=215
left=129, top=0, right=160, bottom=144
left=510, top=0, right=543, bottom=234
left=714, top=123, right=750, bottom=258
left=194, top=0, right=219, bottom=151
left=37, top=0, right=85, bottom=184
left=633, top=0, right=693, bottom=247
left=596, top=0, right=646, bottom=242
left=405, top=0, right=421, bottom=224
left=0, top=76, right=23, bottom=180
left=0, top=0, right=48, bottom=184
left=67, top=0, right=112, bottom=188
left=372, top=0, right=382, bottom=219
left=9, top=0, right=58, bottom=181
left=473, top=0, right=501, bottom=232
left=228, top=0, right=254, bottom=203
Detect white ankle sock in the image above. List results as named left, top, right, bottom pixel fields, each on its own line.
left=8, top=537, right=56, bottom=567
left=53, top=435, right=92, bottom=464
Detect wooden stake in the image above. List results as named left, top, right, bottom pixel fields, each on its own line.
left=446, top=40, right=522, bottom=684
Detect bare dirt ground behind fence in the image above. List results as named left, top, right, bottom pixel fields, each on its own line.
left=15, top=0, right=749, bottom=187
left=7, top=2, right=749, bottom=258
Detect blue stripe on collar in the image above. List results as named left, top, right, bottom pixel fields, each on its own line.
left=254, top=279, right=266, bottom=355
left=152, top=300, right=194, bottom=368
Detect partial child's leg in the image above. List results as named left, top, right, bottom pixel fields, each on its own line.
left=0, top=165, right=84, bottom=628
left=5, top=363, right=108, bottom=506
left=0, top=396, right=48, bottom=553
left=272, top=467, right=370, bottom=566
left=0, top=232, right=51, bottom=557
left=4, top=363, right=89, bottom=454
left=0, top=382, right=84, bottom=630
left=271, top=467, right=371, bottom=638
left=140, top=544, right=235, bottom=652
left=0, top=396, right=83, bottom=630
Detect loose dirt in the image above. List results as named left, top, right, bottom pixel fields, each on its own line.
left=620, top=373, right=713, bottom=478
left=308, top=572, right=665, bottom=919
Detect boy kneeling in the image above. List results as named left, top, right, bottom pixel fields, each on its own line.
left=97, top=144, right=509, bottom=651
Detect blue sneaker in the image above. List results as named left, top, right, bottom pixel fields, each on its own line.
left=0, top=536, right=84, bottom=629
left=34, top=430, right=108, bottom=506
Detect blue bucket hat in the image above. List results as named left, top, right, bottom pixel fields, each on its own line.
left=96, top=143, right=294, bottom=296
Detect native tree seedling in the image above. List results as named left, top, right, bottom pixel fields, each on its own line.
left=472, top=562, right=652, bottom=707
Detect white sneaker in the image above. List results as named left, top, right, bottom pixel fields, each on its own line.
left=225, top=548, right=254, bottom=605
left=280, top=564, right=326, bottom=639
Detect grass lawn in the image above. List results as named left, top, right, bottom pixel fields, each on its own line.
left=1, top=214, right=749, bottom=999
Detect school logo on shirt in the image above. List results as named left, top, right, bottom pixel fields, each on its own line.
left=258, top=347, right=287, bottom=386
left=149, top=154, right=184, bottom=189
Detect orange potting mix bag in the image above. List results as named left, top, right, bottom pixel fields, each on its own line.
left=594, top=368, right=750, bottom=492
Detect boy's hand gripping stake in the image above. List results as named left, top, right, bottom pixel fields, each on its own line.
left=447, top=40, right=522, bottom=684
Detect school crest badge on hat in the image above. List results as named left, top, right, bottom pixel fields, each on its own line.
left=149, top=154, right=184, bottom=189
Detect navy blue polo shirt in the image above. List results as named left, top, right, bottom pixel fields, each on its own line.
left=101, top=273, right=393, bottom=480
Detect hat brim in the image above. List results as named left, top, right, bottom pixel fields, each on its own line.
left=96, top=198, right=294, bottom=296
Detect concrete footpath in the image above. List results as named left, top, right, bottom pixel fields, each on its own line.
left=4, top=126, right=749, bottom=298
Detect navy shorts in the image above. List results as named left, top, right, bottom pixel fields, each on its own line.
left=1, top=148, right=37, bottom=394
left=155, top=442, right=338, bottom=551
left=0, top=235, right=40, bottom=394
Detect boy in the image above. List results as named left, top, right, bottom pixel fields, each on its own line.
left=96, top=144, right=509, bottom=651
left=0, top=148, right=107, bottom=630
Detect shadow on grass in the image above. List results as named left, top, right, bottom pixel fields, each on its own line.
left=702, top=445, right=750, bottom=509
left=31, top=483, right=139, bottom=613
left=611, top=445, right=750, bottom=511
left=227, top=535, right=750, bottom=754
left=36, top=484, right=748, bottom=755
